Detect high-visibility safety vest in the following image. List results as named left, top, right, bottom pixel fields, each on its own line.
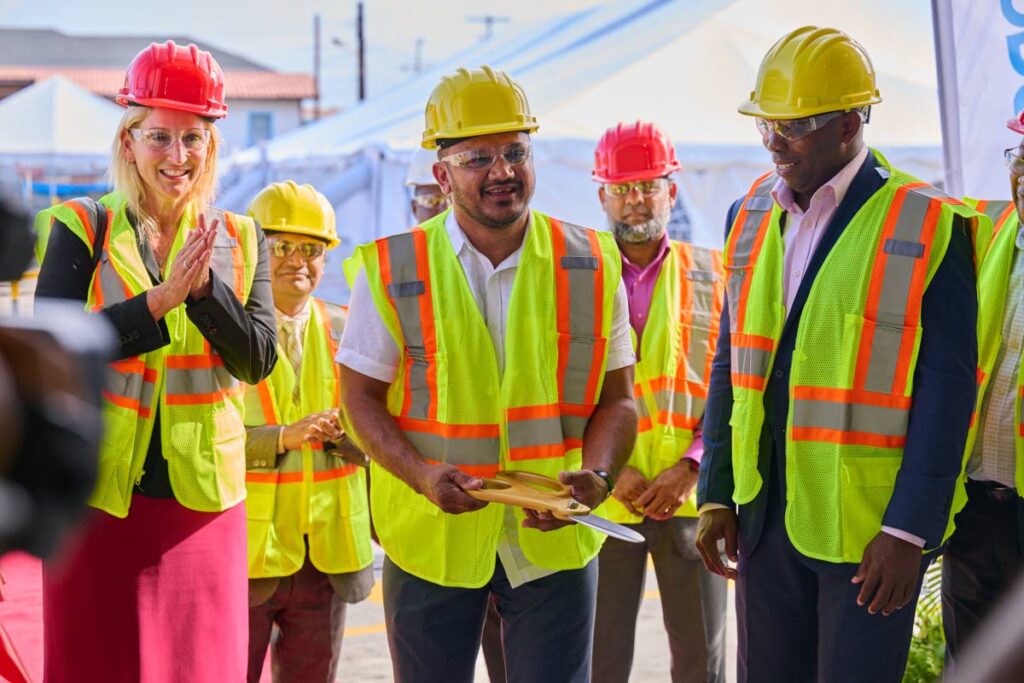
left=351, top=209, right=621, bottom=588
left=36, top=193, right=258, bottom=518
left=962, top=198, right=1024, bottom=497
left=243, top=298, right=372, bottom=578
left=599, top=241, right=724, bottom=524
left=726, top=151, right=984, bottom=563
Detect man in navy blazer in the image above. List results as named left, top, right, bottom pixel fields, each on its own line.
left=694, top=27, right=980, bottom=682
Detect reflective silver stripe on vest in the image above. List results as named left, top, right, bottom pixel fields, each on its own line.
left=508, top=415, right=563, bottom=451
left=726, top=177, right=775, bottom=327
left=731, top=344, right=772, bottom=380
left=403, top=427, right=500, bottom=466
left=164, top=365, right=239, bottom=397
left=97, top=251, right=129, bottom=305
left=383, top=231, right=433, bottom=421
left=684, top=245, right=719, bottom=385
left=559, top=221, right=601, bottom=407
left=861, top=186, right=936, bottom=393
left=981, top=200, right=1014, bottom=230
left=561, top=413, right=589, bottom=441
left=729, top=178, right=776, bottom=269
left=208, top=209, right=241, bottom=295
left=652, top=390, right=706, bottom=425
left=791, top=398, right=909, bottom=437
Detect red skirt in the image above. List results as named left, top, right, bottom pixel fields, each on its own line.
left=42, top=497, right=248, bottom=683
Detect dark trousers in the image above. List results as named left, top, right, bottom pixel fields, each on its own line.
left=736, top=477, right=927, bottom=683
left=383, top=555, right=598, bottom=683
left=593, top=516, right=727, bottom=683
left=942, top=479, right=1024, bottom=668
left=247, top=555, right=348, bottom=683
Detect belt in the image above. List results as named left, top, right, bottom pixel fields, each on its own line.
left=966, top=478, right=1018, bottom=504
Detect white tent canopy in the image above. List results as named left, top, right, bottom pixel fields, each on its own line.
left=218, top=0, right=942, bottom=304
left=0, top=75, right=121, bottom=157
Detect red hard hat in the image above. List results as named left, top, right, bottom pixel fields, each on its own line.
left=592, top=120, right=681, bottom=184
left=117, top=41, right=228, bottom=119
left=1009, top=109, right=1024, bottom=134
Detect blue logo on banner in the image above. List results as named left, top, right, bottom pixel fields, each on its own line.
left=1004, top=0, right=1024, bottom=111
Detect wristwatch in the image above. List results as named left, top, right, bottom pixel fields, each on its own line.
left=589, top=469, right=615, bottom=501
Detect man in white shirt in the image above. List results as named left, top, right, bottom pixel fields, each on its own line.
left=942, top=111, right=1024, bottom=668
left=337, top=66, right=637, bottom=683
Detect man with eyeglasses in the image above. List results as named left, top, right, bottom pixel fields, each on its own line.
left=337, top=66, right=636, bottom=683
left=406, top=134, right=510, bottom=683
left=942, top=111, right=1024, bottom=669
left=243, top=181, right=373, bottom=682
left=405, top=146, right=450, bottom=223
left=588, top=120, right=727, bottom=683
left=694, top=26, right=985, bottom=682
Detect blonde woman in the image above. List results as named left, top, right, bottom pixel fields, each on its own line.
left=35, top=41, right=276, bottom=682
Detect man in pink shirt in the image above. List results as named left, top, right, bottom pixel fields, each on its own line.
left=694, top=27, right=981, bottom=683
left=590, top=121, right=727, bottom=683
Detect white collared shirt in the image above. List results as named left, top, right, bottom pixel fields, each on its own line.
left=338, top=211, right=634, bottom=586
left=969, top=226, right=1024, bottom=488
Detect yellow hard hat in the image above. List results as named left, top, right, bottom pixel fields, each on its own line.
left=738, top=26, right=882, bottom=120
left=248, top=180, right=339, bottom=249
left=421, top=66, right=539, bottom=149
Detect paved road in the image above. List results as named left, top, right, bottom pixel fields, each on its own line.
left=333, top=547, right=737, bottom=682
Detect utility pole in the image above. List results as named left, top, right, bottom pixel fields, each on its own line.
left=356, top=1, right=366, bottom=102
left=467, top=15, right=510, bottom=41
left=312, top=13, right=321, bottom=120
left=401, top=37, right=425, bottom=76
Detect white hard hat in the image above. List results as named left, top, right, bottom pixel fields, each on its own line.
left=405, top=146, right=440, bottom=187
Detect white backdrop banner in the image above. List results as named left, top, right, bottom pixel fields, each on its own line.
left=933, top=0, right=1024, bottom=198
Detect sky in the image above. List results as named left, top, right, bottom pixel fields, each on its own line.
left=0, top=0, right=605, bottom=109
left=0, top=0, right=934, bottom=110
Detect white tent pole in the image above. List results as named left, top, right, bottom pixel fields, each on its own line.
left=931, top=0, right=964, bottom=197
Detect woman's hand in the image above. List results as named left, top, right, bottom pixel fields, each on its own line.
left=146, top=226, right=209, bottom=321
left=187, top=214, right=218, bottom=300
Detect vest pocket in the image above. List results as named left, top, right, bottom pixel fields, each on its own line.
left=840, top=454, right=901, bottom=560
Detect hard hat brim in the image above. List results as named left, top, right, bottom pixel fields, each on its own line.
left=422, top=122, right=538, bottom=149
left=737, top=95, right=881, bottom=120
left=116, top=94, right=229, bottom=119
left=592, top=166, right=680, bottom=184
left=261, top=222, right=340, bottom=250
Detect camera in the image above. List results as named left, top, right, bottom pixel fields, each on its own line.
left=0, top=196, right=114, bottom=558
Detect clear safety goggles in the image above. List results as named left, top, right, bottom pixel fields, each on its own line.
left=412, top=193, right=450, bottom=209
left=756, top=108, right=869, bottom=142
left=441, top=142, right=531, bottom=171
left=1005, top=147, right=1024, bottom=175
left=604, top=177, right=670, bottom=198
left=129, top=127, right=211, bottom=151
left=267, top=237, right=326, bottom=260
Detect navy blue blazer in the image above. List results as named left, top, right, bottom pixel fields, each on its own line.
left=696, top=150, right=978, bottom=557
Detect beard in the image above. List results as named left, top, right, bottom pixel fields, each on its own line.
left=609, top=203, right=671, bottom=244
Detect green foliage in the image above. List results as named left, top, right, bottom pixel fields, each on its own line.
left=903, top=558, right=945, bottom=683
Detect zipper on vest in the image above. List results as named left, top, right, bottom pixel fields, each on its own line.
left=135, top=469, right=146, bottom=487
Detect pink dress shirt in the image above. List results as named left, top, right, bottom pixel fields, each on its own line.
left=772, top=146, right=868, bottom=315
left=621, top=233, right=704, bottom=466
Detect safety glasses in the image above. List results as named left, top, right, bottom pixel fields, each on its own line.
left=412, top=194, right=450, bottom=209
left=604, top=178, right=670, bottom=198
left=267, top=237, right=326, bottom=260
left=130, top=127, right=211, bottom=151
left=1005, top=148, right=1024, bottom=175
left=441, top=142, right=531, bottom=171
left=756, top=111, right=845, bottom=142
